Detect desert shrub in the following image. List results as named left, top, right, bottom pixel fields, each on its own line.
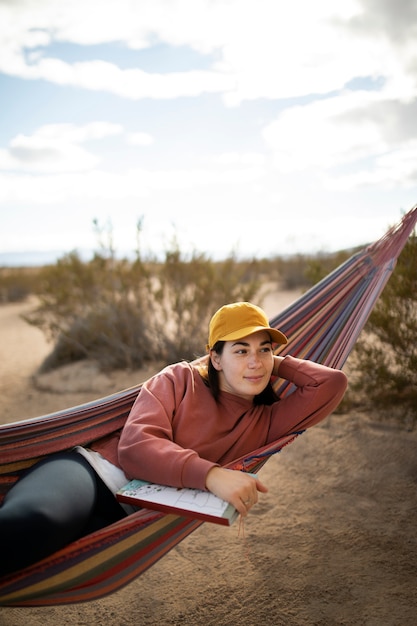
left=273, top=249, right=353, bottom=290
left=0, top=267, right=42, bottom=302
left=349, top=232, right=417, bottom=428
left=303, top=249, right=356, bottom=286
left=25, top=226, right=262, bottom=371
left=151, top=243, right=261, bottom=362
left=275, top=255, right=312, bottom=289
left=26, top=250, right=156, bottom=371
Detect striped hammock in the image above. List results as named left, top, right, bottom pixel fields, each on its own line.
left=1, top=205, right=416, bottom=606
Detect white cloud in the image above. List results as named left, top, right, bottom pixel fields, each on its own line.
left=0, top=122, right=123, bottom=172
left=127, top=132, right=154, bottom=147
left=1, top=0, right=416, bottom=104
left=263, top=91, right=388, bottom=172
left=324, top=140, right=417, bottom=191
left=2, top=57, right=234, bottom=99
left=0, top=0, right=234, bottom=99
left=212, top=152, right=266, bottom=167
left=0, top=159, right=266, bottom=206
left=262, top=85, right=417, bottom=193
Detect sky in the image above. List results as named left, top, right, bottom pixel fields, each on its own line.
left=1, top=0, right=417, bottom=265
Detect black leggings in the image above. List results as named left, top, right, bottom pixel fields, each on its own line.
left=0, top=451, right=126, bottom=578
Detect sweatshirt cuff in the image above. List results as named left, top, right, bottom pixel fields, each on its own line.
left=181, top=456, right=218, bottom=491
left=277, top=354, right=308, bottom=381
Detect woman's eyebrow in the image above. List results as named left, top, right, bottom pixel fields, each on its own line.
left=231, top=339, right=272, bottom=347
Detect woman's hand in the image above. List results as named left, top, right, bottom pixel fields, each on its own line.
left=205, top=466, right=268, bottom=517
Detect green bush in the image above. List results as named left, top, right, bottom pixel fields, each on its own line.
left=349, top=232, right=417, bottom=428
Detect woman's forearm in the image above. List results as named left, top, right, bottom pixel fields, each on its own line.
left=272, top=355, right=285, bottom=377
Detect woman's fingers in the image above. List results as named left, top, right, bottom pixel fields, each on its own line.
left=206, top=467, right=268, bottom=516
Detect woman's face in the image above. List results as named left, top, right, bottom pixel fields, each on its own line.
left=210, top=330, right=274, bottom=401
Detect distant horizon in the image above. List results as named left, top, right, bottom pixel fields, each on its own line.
left=0, top=249, right=92, bottom=268
left=0, top=240, right=370, bottom=268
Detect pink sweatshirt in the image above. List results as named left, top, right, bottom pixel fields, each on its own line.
left=106, top=355, right=347, bottom=491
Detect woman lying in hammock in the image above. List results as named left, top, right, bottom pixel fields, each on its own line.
left=0, top=302, right=347, bottom=578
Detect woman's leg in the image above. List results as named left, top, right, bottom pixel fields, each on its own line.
left=0, top=451, right=125, bottom=578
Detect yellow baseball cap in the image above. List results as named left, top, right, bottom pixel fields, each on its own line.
left=207, top=302, right=288, bottom=350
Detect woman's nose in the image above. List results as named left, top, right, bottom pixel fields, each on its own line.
left=248, top=353, right=261, bottom=367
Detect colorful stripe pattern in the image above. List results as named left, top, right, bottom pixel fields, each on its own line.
left=0, top=205, right=416, bottom=606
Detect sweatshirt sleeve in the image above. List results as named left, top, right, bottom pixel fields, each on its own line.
left=267, top=355, right=348, bottom=442
left=117, top=365, right=216, bottom=490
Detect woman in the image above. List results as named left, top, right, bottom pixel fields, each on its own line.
left=0, top=302, right=347, bottom=577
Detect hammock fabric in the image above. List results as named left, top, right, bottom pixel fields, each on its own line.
left=0, top=206, right=416, bottom=606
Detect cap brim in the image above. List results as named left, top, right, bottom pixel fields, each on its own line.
left=220, top=325, right=288, bottom=345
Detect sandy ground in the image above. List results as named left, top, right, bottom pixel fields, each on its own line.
left=0, top=294, right=416, bottom=626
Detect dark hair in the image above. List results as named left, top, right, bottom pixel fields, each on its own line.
left=207, top=341, right=279, bottom=405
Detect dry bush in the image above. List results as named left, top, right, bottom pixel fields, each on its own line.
left=0, top=267, right=42, bottom=303
left=272, top=249, right=354, bottom=290
left=24, top=231, right=262, bottom=372
left=150, top=245, right=262, bottom=363
left=25, top=251, right=156, bottom=371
